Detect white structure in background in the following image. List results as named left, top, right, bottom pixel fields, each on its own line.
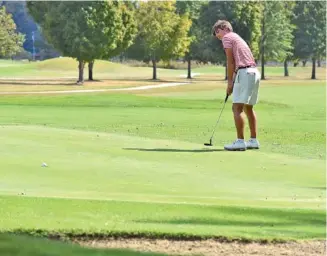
left=32, top=31, right=36, bottom=61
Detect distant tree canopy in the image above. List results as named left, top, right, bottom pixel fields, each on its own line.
left=27, top=1, right=137, bottom=84
left=1, top=1, right=36, bottom=53
left=195, top=1, right=261, bottom=80
left=292, top=1, right=326, bottom=79
left=259, top=1, right=295, bottom=79
left=195, top=0, right=325, bottom=79
left=196, top=1, right=261, bottom=63
left=0, top=0, right=322, bottom=80
left=125, top=0, right=192, bottom=80
left=0, top=1, right=57, bottom=59
left=0, top=6, right=24, bottom=58
left=176, top=0, right=206, bottom=79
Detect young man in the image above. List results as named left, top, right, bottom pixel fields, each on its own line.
left=212, top=20, right=260, bottom=151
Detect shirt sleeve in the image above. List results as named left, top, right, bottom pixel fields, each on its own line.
left=222, top=35, right=232, bottom=49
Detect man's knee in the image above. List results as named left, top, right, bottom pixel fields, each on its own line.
left=232, top=103, right=244, bottom=115
left=243, top=104, right=253, bottom=115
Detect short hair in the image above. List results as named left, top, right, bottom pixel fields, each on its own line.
left=212, top=20, right=233, bottom=35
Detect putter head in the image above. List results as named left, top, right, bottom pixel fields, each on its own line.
left=204, top=138, right=213, bottom=146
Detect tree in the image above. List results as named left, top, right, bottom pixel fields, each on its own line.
left=176, top=1, right=205, bottom=79
left=0, top=1, right=59, bottom=59
left=233, top=2, right=261, bottom=60
left=197, top=1, right=261, bottom=79
left=81, top=1, right=137, bottom=81
left=282, top=2, right=296, bottom=77
left=197, top=2, right=232, bottom=70
left=292, top=1, right=326, bottom=79
left=291, top=4, right=311, bottom=69
left=259, top=1, right=294, bottom=80
left=134, top=1, right=192, bottom=80
left=0, top=6, right=25, bottom=58
left=27, top=1, right=137, bottom=84
left=1, top=1, right=36, bottom=53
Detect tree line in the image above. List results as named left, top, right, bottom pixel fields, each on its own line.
left=0, top=1, right=325, bottom=83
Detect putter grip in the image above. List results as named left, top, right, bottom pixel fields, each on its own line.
left=224, top=94, right=229, bottom=103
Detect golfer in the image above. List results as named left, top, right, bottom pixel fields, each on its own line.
left=212, top=20, right=261, bottom=151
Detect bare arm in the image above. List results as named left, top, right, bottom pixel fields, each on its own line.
left=225, top=48, right=235, bottom=85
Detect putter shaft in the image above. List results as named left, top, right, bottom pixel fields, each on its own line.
left=207, top=94, right=229, bottom=144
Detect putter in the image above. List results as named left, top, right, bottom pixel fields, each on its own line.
left=204, top=93, right=229, bottom=146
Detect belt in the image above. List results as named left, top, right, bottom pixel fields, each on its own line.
left=239, top=65, right=255, bottom=69
left=235, top=66, right=256, bottom=73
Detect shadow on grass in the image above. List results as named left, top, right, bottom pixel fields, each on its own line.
left=124, top=148, right=225, bottom=153
left=134, top=205, right=326, bottom=229
left=134, top=217, right=325, bottom=228
left=308, top=187, right=326, bottom=190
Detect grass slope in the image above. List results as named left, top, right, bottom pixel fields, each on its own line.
left=0, top=58, right=183, bottom=79
left=0, top=61, right=325, bottom=242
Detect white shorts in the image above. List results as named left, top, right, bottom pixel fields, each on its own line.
left=233, top=68, right=261, bottom=105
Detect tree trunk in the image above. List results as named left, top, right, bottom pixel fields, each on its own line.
left=77, top=60, right=85, bottom=84
left=187, top=58, right=192, bottom=79
left=311, top=57, right=316, bottom=79
left=293, top=61, right=298, bottom=67
left=152, top=58, right=157, bottom=80
left=88, top=60, right=94, bottom=81
left=260, top=14, right=265, bottom=80
left=317, top=57, right=321, bottom=67
left=261, top=51, right=265, bottom=80
left=302, top=60, right=307, bottom=67
left=284, top=59, right=289, bottom=77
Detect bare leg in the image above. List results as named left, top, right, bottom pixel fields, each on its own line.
left=232, top=103, right=245, bottom=139
left=244, top=104, right=257, bottom=138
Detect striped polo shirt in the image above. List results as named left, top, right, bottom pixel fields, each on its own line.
left=222, top=32, right=256, bottom=69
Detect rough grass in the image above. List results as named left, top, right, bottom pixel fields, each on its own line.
left=0, top=233, right=170, bottom=256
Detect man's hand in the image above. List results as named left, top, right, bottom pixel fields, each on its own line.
left=226, top=81, right=233, bottom=96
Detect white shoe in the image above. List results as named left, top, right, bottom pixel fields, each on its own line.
left=224, top=139, right=246, bottom=151
left=246, top=138, right=260, bottom=149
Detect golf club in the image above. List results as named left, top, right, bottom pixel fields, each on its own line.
left=204, top=93, right=229, bottom=146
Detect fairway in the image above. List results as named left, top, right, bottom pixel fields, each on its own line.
left=0, top=58, right=325, bottom=255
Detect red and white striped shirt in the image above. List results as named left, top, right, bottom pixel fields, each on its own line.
left=222, top=32, right=256, bottom=69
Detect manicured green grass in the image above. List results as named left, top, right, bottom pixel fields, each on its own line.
left=0, top=58, right=325, bottom=244
left=0, top=124, right=324, bottom=207
left=0, top=233, right=169, bottom=256
left=1, top=195, right=325, bottom=240
left=0, top=83, right=325, bottom=159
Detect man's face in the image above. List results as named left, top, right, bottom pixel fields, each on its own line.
left=215, top=28, right=224, bottom=40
